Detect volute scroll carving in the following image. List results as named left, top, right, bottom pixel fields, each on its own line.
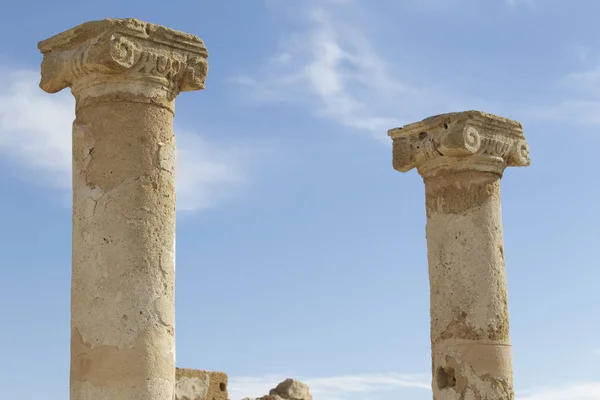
left=389, top=111, right=530, bottom=177
left=38, top=18, right=209, bottom=98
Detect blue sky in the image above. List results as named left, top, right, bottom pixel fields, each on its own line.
left=0, top=0, right=599, bottom=399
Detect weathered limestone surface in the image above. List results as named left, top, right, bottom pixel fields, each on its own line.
left=389, top=111, right=530, bottom=400
left=243, top=379, right=312, bottom=400
left=175, top=368, right=228, bottom=400
left=38, top=18, right=208, bottom=400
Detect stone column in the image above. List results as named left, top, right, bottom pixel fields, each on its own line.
left=389, top=111, right=530, bottom=400
left=38, top=19, right=208, bottom=400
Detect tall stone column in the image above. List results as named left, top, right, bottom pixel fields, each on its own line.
left=38, top=19, right=208, bottom=400
left=389, top=111, right=530, bottom=400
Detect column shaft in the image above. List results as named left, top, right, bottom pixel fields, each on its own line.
left=425, top=172, right=512, bottom=399
left=38, top=18, right=208, bottom=400
left=71, top=100, right=176, bottom=399
left=388, top=111, right=530, bottom=400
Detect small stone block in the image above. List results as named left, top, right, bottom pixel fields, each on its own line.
left=175, top=368, right=229, bottom=400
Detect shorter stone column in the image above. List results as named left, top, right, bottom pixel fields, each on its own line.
left=389, top=111, right=530, bottom=400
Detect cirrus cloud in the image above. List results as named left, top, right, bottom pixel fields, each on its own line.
left=0, top=68, right=251, bottom=213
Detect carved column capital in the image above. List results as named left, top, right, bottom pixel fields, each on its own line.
left=388, top=111, right=530, bottom=179
left=38, top=18, right=208, bottom=110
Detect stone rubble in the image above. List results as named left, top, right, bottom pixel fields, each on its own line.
left=242, top=379, right=312, bottom=400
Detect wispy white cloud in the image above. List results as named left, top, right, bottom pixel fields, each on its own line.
left=518, top=382, right=600, bottom=400
left=562, top=61, right=600, bottom=97
left=0, top=69, right=73, bottom=189
left=305, top=373, right=430, bottom=400
left=234, top=0, right=485, bottom=142
left=233, top=1, right=417, bottom=141
left=176, top=130, right=250, bottom=212
left=229, top=372, right=600, bottom=400
left=0, top=68, right=250, bottom=212
left=516, top=42, right=600, bottom=127
left=526, top=55, right=600, bottom=126
left=527, top=99, right=600, bottom=126
left=228, top=372, right=430, bottom=400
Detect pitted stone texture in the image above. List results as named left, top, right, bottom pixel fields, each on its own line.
left=389, top=110, right=530, bottom=400
left=69, top=78, right=178, bottom=400
left=244, top=379, right=312, bottom=400
left=38, top=18, right=209, bottom=110
left=269, top=379, right=312, bottom=400
left=388, top=110, right=530, bottom=178
left=38, top=18, right=208, bottom=400
left=175, top=368, right=228, bottom=400
left=426, top=174, right=514, bottom=400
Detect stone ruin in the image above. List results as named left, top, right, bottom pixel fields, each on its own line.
left=242, top=379, right=313, bottom=400
left=175, top=369, right=229, bottom=400
left=38, top=17, right=529, bottom=400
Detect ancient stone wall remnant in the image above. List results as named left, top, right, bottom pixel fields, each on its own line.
left=175, top=368, right=228, bottom=400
